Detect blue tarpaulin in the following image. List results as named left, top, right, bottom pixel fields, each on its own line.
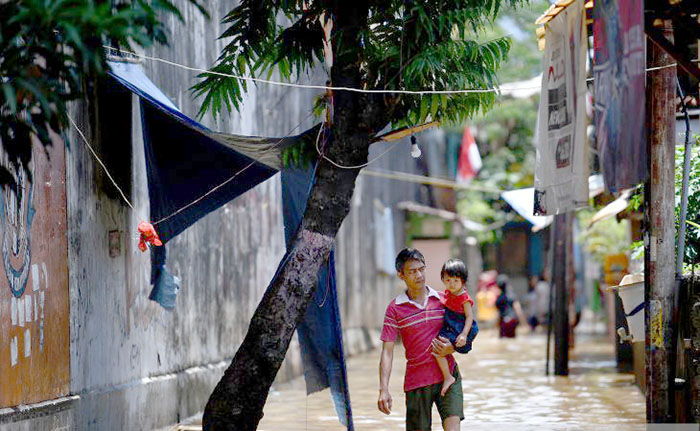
left=107, top=60, right=352, bottom=429
left=282, top=167, right=353, bottom=429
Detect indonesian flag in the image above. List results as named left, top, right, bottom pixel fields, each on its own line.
left=457, top=127, right=482, bottom=183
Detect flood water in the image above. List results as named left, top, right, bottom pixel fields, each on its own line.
left=258, top=327, right=645, bottom=430
left=179, top=325, right=646, bottom=430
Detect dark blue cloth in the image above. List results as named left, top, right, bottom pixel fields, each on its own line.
left=438, top=310, right=478, bottom=354
left=108, top=61, right=276, bottom=309
left=281, top=166, right=353, bottom=430
left=107, top=60, right=353, bottom=429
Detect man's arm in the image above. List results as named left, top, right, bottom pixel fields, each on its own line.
left=378, top=341, right=395, bottom=415
left=431, top=336, right=456, bottom=356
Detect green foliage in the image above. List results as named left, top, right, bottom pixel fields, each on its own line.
left=474, top=0, right=548, bottom=82
left=452, top=96, right=539, bottom=242
left=472, top=96, right=538, bottom=188
left=280, top=124, right=321, bottom=169
left=456, top=189, right=502, bottom=243
left=629, top=239, right=644, bottom=260
left=625, top=135, right=700, bottom=271
left=675, top=135, right=700, bottom=268
left=448, top=0, right=546, bottom=241
left=193, top=0, right=525, bottom=127
left=576, top=209, right=630, bottom=264
left=0, top=0, right=206, bottom=183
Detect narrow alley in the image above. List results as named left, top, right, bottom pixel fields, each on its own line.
left=177, top=322, right=645, bottom=431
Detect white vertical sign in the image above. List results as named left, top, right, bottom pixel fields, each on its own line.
left=534, top=0, right=589, bottom=215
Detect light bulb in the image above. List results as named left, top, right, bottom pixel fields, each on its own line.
left=410, top=136, right=421, bottom=158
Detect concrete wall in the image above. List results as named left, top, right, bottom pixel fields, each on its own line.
left=0, top=1, right=448, bottom=429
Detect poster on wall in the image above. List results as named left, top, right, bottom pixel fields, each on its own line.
left=534, top=0, right=589, bottom=216
left=593, top=0, right=646, bottom=192
left=0, top=135, right=70, bottom=407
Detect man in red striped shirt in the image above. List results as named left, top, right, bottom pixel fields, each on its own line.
left=378, top=248, right=463, bottom=431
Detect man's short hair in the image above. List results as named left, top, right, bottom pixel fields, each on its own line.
left=395, top=248, right=425, bottom=273
left=441, top=259, right=468, bottom=282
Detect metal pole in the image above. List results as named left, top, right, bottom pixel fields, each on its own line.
left=644, top=18, right=676, bottom=423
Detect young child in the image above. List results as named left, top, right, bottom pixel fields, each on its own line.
left=435, top=258, right=479, bottom=396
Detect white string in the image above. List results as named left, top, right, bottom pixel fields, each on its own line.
left=314, top=124, right=405, bottom=170
left=68, top=108, right=314, bottom=226
left=151, top=112, right=314, bottom=226
left=103, top=45, right=540, bottom=95
left=586, top=61, right=688, bottom=83
left=67, top=113, right=138, bottom=213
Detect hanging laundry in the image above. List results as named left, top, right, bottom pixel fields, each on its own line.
left=282, top=166, right=354, bottom=430
left=106, top=60, right=352, bottom=430
left=593, top=0, right=646, bottom=192
left=456, top=126, right=481, bottom=183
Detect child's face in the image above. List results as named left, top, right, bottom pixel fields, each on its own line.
left=442, top=275, right=465, bottom=294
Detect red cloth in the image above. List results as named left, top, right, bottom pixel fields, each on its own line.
left=440, top=290, right=474, bottom=314
left=380, top=287, right=455, bottom=392
left=457, top=126, right=481, bottom=183
left=137, top=220, right=163, bottom=252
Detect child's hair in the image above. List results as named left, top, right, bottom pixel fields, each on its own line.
left=440, top=259, right=468, bottom=282
left=395, top=248, right=425, bottom=273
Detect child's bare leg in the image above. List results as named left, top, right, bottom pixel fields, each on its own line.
left=435, top=355, right=456, bottom=397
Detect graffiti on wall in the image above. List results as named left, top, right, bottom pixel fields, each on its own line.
left=0, top=135, right=69, bottom=408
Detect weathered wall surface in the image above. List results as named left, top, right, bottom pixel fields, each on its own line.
left=0, top=134, right=70, bottom=409
left=0, top=1, right=440, bottom=429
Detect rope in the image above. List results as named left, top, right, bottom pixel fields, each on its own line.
left=586, top=61, right=686, bottom=83
left=67, top=113, right=137, bottom=213
left=314, top=124, right=404, bottom=170
left=68, top=109, right=314, bottom=227
left=151, top=111, right=313, bottom=226
left=103, top=45, right=540, bottom=95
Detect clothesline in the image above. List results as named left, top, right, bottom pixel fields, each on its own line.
left=103, top=46, right=542, bottom=96
left=585, top=61, right=691, bottom=83
left=105, top=46, right=697, bottom=96
left=67, top=108, right=314, bottom=227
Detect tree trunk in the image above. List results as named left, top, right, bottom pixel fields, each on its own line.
left=202, top=3, right=383, bottom=430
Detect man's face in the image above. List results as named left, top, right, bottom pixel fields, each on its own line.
left=399, top=259, right=426, bottom=290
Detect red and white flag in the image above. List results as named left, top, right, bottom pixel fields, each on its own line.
left=457, top=127, right=482, bottom=183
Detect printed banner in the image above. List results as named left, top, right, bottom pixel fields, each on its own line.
left=534, top=0, right=589, bottom=215
left=593, top=0, right=646, bottom=192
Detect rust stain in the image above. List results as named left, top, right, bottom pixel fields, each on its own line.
left=650, top=299, right=664, bottom=349
left=0, top=133, right=70, bottom=407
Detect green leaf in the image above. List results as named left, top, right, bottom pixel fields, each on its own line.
left=430, top=93, right=440, bottom=120
left=418, top=95, right=429, bottom=123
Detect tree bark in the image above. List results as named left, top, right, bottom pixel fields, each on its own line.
left=202, top=3, right=385, bottom=430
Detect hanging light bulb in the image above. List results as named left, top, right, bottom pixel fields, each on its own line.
left=410, top=135, right=421, bottom=158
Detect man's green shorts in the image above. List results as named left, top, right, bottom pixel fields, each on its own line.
left=405, top=365, right=464, bottom=431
